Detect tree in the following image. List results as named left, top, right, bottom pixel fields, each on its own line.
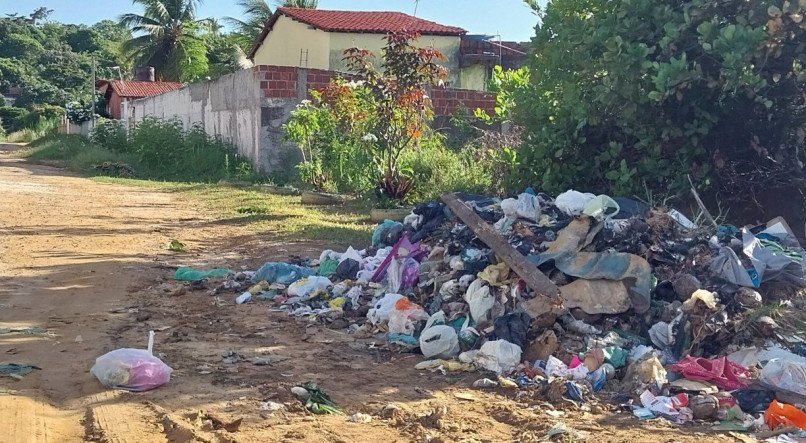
left=64, top=27, right=103, bottom=53
left=505, top=0, right=804, bottom=206
left=28, top=7, right=53, bottom=25
left=278, top=0, right=318, bottom=7
left=224, top=0, right=273, bottom=50
left=119, top=0, right=210, bottom=82
left=343, top=31, right=447, bottom=200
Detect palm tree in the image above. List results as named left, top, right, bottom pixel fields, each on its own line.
left=279, top=0, right=318, bottom=7
left=223, top=0, right=273, bottom=46
left=119, top=0, right=210, bottom=82
left=224, top=0, right=317, bottom=52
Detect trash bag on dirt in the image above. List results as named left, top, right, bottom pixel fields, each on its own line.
left=287, top=276, right=331, bottom=297
left=670, top=356, right=750, bottom=391
left=174, top=266, right=230, bottom=281
left=469, top=339, right=522, bottom=374
left=387, top=298, right=429, bottom=335
left=252, top=262, right=315, bottom=285
left=464, top=279, right=494, bottom=324
left=367, top=293, right=405, bottom=325
left=90, top=333, right=171, bottom=392
left=419, top=325, right=460, bottom=359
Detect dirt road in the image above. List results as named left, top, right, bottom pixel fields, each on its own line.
left=0, top=143, right=736, bottom=442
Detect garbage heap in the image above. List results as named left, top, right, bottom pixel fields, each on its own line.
left=189, top=189, right=806, bottom=434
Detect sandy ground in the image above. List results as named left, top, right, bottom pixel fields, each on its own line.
left=0, top=143, right=743, bottom=443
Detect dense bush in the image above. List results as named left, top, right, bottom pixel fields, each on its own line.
left=91, top=117, right=252, bottom=182
left=285, top=82, right=501, bottom=203
left=504, top=0, right=805, bottom=202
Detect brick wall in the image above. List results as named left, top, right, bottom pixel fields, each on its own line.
left=252, top=65, right=496, bottom=116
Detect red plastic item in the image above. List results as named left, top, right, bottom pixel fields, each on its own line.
left=765, top=400, right=806, bottom=430
left=670, top=356, right=750, bottom=390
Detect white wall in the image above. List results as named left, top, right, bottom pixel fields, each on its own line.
left=129, top=69, right=265, bottom=167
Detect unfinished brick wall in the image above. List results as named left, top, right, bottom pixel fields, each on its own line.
left=253, top=65, right=496, bottom=116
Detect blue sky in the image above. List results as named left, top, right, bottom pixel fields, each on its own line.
left=1, top=1, right=541, bottom=42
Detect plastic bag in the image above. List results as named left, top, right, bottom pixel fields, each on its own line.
left=515, top=193, right=540, bottom=222
left=760, top=359, right=806, bottom=397
left=474, top=340, right=522, bottom=374
left=582, top=195, right=620, bottom=221
left=174, top=267, right=230, bottom=281
left=464, top=279, right=494, bottom=324
left=670, top=356, right=749, bottom=391
left=91, top=334, right=172, bottom=392
left=387, top=298, right=429, bottom=335
left=252, top=262, right=315, bottom=285
left=765, top=400, right=806, bottom=430
left=419, top=325, right=460, bottom=359
left=287, top=276, right=331, bottom=297
left=367, top=293, right=405, bottom=325
left=555, top=190, right=596, bottom=216
left=494, top=198, right=518, bottom=232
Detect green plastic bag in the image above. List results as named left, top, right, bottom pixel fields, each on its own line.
left=174, top=266, right=230, bottom=281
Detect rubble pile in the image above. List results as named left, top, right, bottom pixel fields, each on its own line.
left=186, top=189, right=806, bottom=437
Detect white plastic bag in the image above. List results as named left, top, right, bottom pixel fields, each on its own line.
left=366, top=293, right=405, bottom=325
left=515, top=193, right=540, bottom=222
left=287, top=276, right=331, bottom=297
left=494, top=198, right=519, bottom=232
left=387, top=299, right=429, bottom=335
left=474, top=339, right=522, bottom=374
left=760, top=359, right=806, bottom=397
left=419, top=325, right=460, bottom=359
left=90, top=333, right=172, bottom=392
left=582, top=195, right=620, bottom=221
left=555, top=190, right=596, bottom=216
left=464, top=279, right=494, bottom=324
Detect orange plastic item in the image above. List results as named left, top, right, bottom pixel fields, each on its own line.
left=394, top=297, right=418, bottom=310
left=764, top=400, right=806, bottom=430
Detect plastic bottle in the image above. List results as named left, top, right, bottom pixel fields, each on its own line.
left=236, top=281, right=269, bottom=304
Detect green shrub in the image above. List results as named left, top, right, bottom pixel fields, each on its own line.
left=68, top=145, right=134, bottom=173
left=505, top=0, right=805, bottom=201
left=89, top=116, right=252, bottom=182
left=90, top=119, right=128, bottom=151
left=26, top=134, right=93, bottom=160
left=0, top=106, right=27, bottom=132
left=400, top=135, right=496, bottom=202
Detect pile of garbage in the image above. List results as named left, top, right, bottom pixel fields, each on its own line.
left=180, top=189, right=806, bottom=437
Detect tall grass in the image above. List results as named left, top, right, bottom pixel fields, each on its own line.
left=3, top=117, right=58, bottom=143
left=24, top=118, right=254, bottom=183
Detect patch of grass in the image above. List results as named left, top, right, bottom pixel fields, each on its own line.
left=92, top=177, right=373, bottom=246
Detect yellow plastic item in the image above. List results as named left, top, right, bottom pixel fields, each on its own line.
left=247, top=281, right=270, bottom=294
left=328, top=297, right=345, bottom=309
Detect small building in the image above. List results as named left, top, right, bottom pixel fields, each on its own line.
left=96, top=70, right=183, bottom=120
left=247, top=7, right=525, bottom=91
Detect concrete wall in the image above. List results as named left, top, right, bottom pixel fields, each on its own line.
left=129, top=68, right=273, bottom=169
left=328, top=33, right=463, bottom=87
left=252, top=15, right=330, bottom=69
left=129, top=65, right=497, bottom=173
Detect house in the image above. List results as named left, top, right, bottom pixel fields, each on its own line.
left=96, top=69, right=183, bottom=120
left=247, top=7, right=525, bottom=91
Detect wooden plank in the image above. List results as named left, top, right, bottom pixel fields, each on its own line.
left=441, top=193, right=560, bottom=297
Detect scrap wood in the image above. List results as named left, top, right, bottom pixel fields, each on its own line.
left=441, top=193, right=560, bottom=297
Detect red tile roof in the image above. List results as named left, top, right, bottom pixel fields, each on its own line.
left=97, top=80, right=183, bottom=98
left=277, top=7, right=466, bottom=35
left=248, top=8, right=466, bottom=59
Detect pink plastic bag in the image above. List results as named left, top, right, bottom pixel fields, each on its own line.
left=670, top=356, right=749, bottom=391
left=91, top=348, right=172, bottom=392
